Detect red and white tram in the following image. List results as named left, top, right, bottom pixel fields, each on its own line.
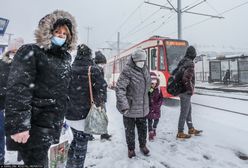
left=105, top=36, right=188, bottom=98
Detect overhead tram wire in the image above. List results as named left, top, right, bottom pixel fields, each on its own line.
left=181, top=0, right=204, bottom=11
left=123, top=7, right=177, bottom=41
left=148, top=13, right=176, bottom=35
left=128, top=13, right=176, bottom=44
left=166, top=1, right=248, bottom=37
left=122, top=8, right=162, bottom=39
left=105, top=1, right=144, bottom=42
left=206, top=1, right=223, bottom=17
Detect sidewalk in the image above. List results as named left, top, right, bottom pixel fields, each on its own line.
left=195, top=81, right=248, bottom=93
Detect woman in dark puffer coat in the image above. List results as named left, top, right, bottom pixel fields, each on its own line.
left=4, top=10, right=77, bottom=167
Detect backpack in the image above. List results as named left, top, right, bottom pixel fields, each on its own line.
left=167, top=66, right=185, bottom=96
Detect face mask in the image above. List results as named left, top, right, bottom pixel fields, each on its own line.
left=98, top=64, right=104, bottom=68
left=51, top=36, right=66, bottom=46
left=135, top=61, right=145, bottom=68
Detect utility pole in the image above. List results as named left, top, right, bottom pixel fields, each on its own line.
left=5, top=33, right=14, bottom=46
left=177, top=0, right=182, bottom=39
left=85, top=26, right=93, bottom=46
left=145, top=0, right=224, bottom=39
left=117, top=32, right=120, bottom=57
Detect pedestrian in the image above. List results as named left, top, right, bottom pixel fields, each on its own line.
left=4, top=10, right=77, bottom=167
left=175, top=46, right=202, bottom=139
left=94, top=51, right=111, bottom=140
left=65, top=44, right=107, bottom=168
left=0, top=38, right=24, bottom=164
left=146, top=73, right=163, bottom=141
left=116, top=49, right=151, bottom=158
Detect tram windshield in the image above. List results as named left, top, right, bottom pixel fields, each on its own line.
left=164, top=40, right=188, bottom=73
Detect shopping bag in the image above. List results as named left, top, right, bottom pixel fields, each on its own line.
left=84, top=66, right=108, bottom=135
left=49, top=140, right=70, bottom=168
left=84, top=104, right=108, bottom=135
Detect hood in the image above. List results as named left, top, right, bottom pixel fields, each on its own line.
left=185, top=46, right=196, bottom=60
left=34, top=10, right=78, bottom=52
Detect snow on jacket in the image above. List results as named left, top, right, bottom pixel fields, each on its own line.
left=65, top=49, right=107, bottom=120
left=4, top=10, right=77, bottom=145
left=146, top=86, right=163, bottom=120
left=0, top=52, right=12, bottom=110
left=116, top=57, right=151, bottom=118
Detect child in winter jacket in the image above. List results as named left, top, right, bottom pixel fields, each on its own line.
left=147, top=73, right=163, bottom=141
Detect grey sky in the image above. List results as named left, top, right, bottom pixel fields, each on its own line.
left=0, top=0, right=248, bottom=54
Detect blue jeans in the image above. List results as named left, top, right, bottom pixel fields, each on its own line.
left=0, top=109, right=5, bottom=164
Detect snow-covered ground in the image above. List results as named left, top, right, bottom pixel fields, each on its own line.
left=5, top=89, right=248, bottom=168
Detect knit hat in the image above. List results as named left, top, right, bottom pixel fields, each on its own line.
left=95, top=51, right=107, bottom=64
left=185, top=46, right=196, bottom=60
left=131, top=49, right=147, bottom=62
left=8, top=37, right=24, bottom=52
left=77, top=43, right=92, bottom=58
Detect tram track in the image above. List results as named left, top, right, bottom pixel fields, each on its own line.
left=194, top=91, right=248, bottom=101
left=191, top=102, right=248, bottom=117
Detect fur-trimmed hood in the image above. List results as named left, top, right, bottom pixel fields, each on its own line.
left=35, top=10, right=78, bottom=52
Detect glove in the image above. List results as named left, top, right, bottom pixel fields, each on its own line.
left=121, top=109, right=129, bottom=115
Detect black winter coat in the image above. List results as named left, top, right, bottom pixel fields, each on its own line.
left=0, top=54, right=12, bottom=110
left=65, top=56, right=107, bottom=120
left=5, top=44, right=72, bottom=144
left=95, top=64, right=107, bottom=102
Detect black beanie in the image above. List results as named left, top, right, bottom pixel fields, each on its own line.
left=95, top=51, right=107, bottom=64
left=185, top=46, right=196, bottom=60
left=53, top=18, right=73, bottom=36
left=77, top=44, right=92, bottom=57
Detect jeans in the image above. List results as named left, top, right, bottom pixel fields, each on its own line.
left=0, top=109, right=5, bottom=164
left=178, top=94, right=193, bottom=132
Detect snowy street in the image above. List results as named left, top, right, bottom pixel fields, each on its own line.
left=82, top=89, right=248, bottom=168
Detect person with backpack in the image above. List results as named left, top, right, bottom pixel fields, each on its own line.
left=116, top=49, right=151, bottom=158
left=175, top=46, right=202, bottom=139
left=94, top=51, right=111, bottom=141
left=147, top=73, right=163, bottom=141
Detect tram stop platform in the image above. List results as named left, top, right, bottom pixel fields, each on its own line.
left=195, top=81, right=248, bottom=94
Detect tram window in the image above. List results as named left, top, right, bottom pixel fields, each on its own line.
left=159, top=47, right=165, bottom=70
left=151, top=48, right=157, bottom=70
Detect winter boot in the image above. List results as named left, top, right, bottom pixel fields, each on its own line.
left=140, top=145, right=150, bottom=156
left=101, top=133, right=112, bottom=140
left=148, top=131, right=155, bottom=141
left=128, top=150, right=136, bottom=158
left=176, top=132, right=191, bottom=139
left=188, top=128, right=202, bottom=136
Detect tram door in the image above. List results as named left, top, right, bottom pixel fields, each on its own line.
left=147, top=47, right=158, bottom=71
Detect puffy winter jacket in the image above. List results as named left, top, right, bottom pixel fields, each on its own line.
left=65, top=50, right=107, bottom=120
left=4, top=10, right=77, bottom=145
left=116, top=58, right=151, bottom=118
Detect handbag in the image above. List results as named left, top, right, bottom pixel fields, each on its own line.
left=84, top=66, right=108, bottom=135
